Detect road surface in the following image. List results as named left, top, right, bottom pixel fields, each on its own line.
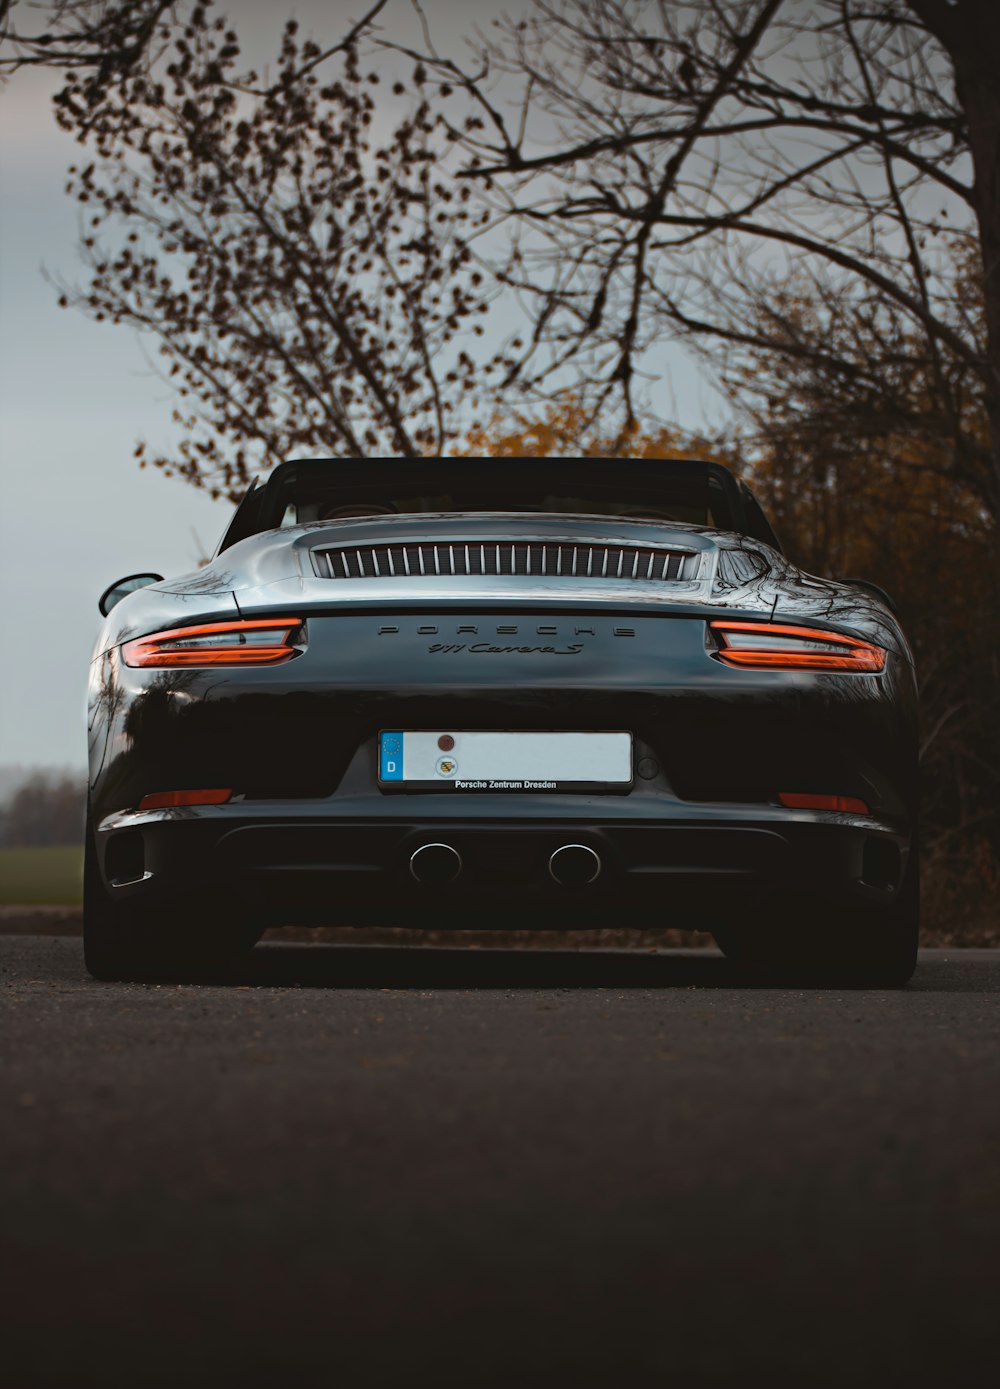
left=2, top=936, right=999, bottom=1387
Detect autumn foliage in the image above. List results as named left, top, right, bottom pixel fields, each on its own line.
left=458, top=399, right=736, bottom=466
left=53, top=1, right=500, bottom=497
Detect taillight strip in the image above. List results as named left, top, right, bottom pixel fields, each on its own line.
left=122, top=619, right=302, bottom=668
left=711, top=621, right=886, bottom=672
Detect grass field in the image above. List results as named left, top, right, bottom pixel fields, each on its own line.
left=0, top=846, right=84, bottom=905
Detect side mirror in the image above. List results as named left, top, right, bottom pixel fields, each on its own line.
left=98, top=572, right=164, bottom=617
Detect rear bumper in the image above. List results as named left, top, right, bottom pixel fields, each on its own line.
left=95, top=799, right=912, bottom=930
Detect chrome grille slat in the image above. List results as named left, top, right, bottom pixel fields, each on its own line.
left=314, top=541, right=694, bottom=584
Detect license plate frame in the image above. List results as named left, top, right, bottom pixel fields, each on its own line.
left=378, top=730, right=633, bottom=793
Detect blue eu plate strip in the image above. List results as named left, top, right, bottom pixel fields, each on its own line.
left=380, top=731, right=404, bottom=781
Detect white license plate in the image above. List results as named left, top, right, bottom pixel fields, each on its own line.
left=378, top=731, right=632, bottom=791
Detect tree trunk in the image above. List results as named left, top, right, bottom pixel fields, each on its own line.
left=909, top=0, right=1000, bottom=515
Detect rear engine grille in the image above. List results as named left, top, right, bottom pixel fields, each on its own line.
left=312, top=541, right=695, bottom=582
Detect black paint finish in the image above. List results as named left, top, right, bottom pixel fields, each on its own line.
left=87, top=460, right=918, bottom=935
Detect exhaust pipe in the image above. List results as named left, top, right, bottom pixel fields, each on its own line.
left=410, top=842, right=462, bottom=884
left=548, top=843, right=602, bottom=887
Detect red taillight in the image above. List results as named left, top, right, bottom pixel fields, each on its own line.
left=779, top=793, right=870, bottom=814
left=122, top=619, right=302, bottom=668
left=711, top=622, right=886, bottom=672
left=138, top=789, right=233, bottom=810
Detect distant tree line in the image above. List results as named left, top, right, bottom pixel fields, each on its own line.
left=0, top=773, right=86, bottom=847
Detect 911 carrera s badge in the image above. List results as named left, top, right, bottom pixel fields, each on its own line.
left=428, top=642, right=584, bottom=655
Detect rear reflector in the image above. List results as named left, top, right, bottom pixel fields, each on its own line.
left=779, top=793, right=870, bottom=814
left=138, top=789, right=232, bottom=810
left=711, top=622, right=886, bottom=672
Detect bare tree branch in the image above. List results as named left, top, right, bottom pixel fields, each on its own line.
left=52, top=0, right=502, bottom=494
left=391, top=0, right=998, bottom=516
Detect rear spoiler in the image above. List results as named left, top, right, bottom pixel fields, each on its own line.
left=214, top=477, right=261, bottom=556
left=214, top=458, right=784, bottom=555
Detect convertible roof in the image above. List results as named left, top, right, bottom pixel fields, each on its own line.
left=216, top=456, right=780, bottom=553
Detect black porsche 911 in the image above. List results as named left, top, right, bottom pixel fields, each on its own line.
left=86, top=457, right=919, bottom=983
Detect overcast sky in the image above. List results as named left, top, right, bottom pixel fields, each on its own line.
left=0, top=0, right=718, bottom=775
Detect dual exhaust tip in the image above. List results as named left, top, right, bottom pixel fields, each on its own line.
left=409, top=841, right=601, bottom=887
left=408, top=842, right=463, bottom=885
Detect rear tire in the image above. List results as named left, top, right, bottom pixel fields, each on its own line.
left=713, top=850, right=919, bottom=986
left=83, top=808, right=258, bottom=982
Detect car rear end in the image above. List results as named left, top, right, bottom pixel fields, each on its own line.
left=88, top=518, right=918, bottom=936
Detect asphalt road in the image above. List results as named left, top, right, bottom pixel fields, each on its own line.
left=2, top=936, right=999, bottom=1389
